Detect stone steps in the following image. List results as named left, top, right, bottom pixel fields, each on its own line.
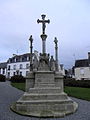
left=17, top=97, right=73, bottom=104
left=19, top=92, right=68, bottom=101
left=15, top=99, right=77, bottom=117
left=29, top=87, right=63, bottom=94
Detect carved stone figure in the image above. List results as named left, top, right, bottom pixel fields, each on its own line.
left=37, top=14, right=50, bottom=34
left=50, top=56, right=55, bottom=71
left=33, top=51, right=39, bottom=71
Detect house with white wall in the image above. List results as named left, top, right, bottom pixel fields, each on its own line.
left=60, top=64, right=65, bottom=76
left=6, top=53, right=31, bottom=78
left=0, top=62, right=7, bottom=76
left=75, top=52, right=90, bottom=80
left=0, top=51, right=65, bottom=78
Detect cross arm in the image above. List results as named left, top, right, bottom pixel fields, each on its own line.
left=37, top=19, right=50, bottom=24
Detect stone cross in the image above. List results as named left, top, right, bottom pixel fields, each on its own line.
left=29, top=35, right=33, bottom=71
left=37, top=14, right=50, bottom=34
left=37, top=14, right=50, bottom=54
left=54, top=37, right=59, bottom=71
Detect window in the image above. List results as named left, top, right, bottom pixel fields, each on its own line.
left=8, top=72, right=10, bottom=78
left=13, top=72, right=16, bottom=76
left=27, top=56, right=29, bottom=61
left=26, top=63, right=29, bottom=69
left=14, top=58, right=16, bottom=62
left=26, top=71, right=29, bottom=76
left=16, top=70, right=19, bottom=75
left=20, top=57, right=22, bottom=62
left=3, top=68, right=5, bottom=74
left=8, top=65, right=10, bottom=70
left=13, top=65, right=16, bottom=70
left=80, top=68, right=84, bottom=75
left=0, top=68, right=1, bottom=74
left=20, top=64, right=23, bottom=69
left=20, top=71, right=22, bottom=75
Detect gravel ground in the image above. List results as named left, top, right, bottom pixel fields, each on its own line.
left=0, top=81, right=90, bottom=120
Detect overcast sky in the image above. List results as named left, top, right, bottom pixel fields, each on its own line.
left=0, top=0, right=90, bottom=69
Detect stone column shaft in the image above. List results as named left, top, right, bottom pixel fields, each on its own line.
left=54, top=37, right=59, bottom=71
left=41, top=34, right=47, bottom=54
left=55, top=46, right=58, bottom=63
left=42, top=40, right=46, bottom=53
left=29, top=35, right=33, bottom=71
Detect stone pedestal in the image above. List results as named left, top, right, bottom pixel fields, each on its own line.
left=11, top=15, right=78, bottom=117
left=11, top=71, right=78, bottom=117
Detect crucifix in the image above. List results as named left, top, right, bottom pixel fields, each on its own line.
left=37, top=14, right=50, bottom=54
left=37, top=14, right=50, bottom=34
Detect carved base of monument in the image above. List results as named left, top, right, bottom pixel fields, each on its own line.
left=11, top=71, right=78, bottom=117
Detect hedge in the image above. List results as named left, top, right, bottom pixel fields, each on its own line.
left=64, top=78, right=90, bottom=88
left=10, top=75, right=26, bottom=83
left=0, top=74, right=6, bottom=82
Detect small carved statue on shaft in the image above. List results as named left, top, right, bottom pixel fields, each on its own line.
left=50, top=56, right=55, bottom=71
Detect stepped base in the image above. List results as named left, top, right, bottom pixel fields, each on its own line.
left=11, top=91, right=78, bottom=117
left=11, top=71, right=78, bottom=117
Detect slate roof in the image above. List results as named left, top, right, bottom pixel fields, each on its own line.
left=75, top=59, right=89, bottom=68
left=7, top=53, right=33, bottom=63
left=0, top=62, right=7, bottom=68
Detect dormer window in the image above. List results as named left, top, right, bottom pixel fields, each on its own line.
left=15, top=58, right=16, bottom=62
left=20, top=57, right=22, bottom=62
left=27, top=56, right=29, bottom=61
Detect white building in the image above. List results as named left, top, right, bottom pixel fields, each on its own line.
left=60, top=64, right=65, bottom=76
left=7, top=53, right=30, bottom=78
left=0, top=51, right=65, bottom=78
left=75, top=52, right=90, bottom=80
left=0, top=62, right=7, bottom=76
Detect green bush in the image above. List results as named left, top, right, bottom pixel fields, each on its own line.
left=10, top=75, right=26, bottom=83
left=0, top=74, right=6, bottom=82
left=64, top=78, right=90, bottom=88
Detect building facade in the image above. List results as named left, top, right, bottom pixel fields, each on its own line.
left=0, top=51, right=65, bottom=78
left=60, top=64, right=65, bottom=76
left=7, top=53, right=30, bottom=78
left=75, top=52, right=90, bottom=80
left=0, top=62, right=7, bottom=76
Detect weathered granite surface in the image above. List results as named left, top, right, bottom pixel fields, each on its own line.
left=11, top=67, right=78, bottom=117
left=11, top=15, right=78, bottom=117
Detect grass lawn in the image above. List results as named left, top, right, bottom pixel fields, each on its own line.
left=64, top=86, right=90, bottom=101
left=11, top=82, right=90, bottom=101
left=11, top=82, right=25, bottom=91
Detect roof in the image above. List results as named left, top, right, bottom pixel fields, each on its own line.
left=12, top=53, right=31, bottom=58
left=75, top=59, right=89, bottom=68
left=7, top=53, right=34, bottom=63
left=0, top=62, right=7, bottom=68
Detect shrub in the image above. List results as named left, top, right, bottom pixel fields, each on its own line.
left=64, top=78, right=90, bottom=88
left=10, top=75, right=26, bottom=83
left=0, top=74, right=6, bottom=82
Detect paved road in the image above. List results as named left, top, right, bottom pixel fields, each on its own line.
left=0, top=81, right=90, bottom=120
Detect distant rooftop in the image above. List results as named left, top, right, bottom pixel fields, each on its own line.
left=0, top=62, right=7, bottom=68
left=75, top=59, right=89, bottom=68
left=7, top=53, right=32, bottom=63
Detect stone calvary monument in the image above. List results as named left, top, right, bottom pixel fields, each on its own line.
left=11, top=14, right=78, bottom=117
